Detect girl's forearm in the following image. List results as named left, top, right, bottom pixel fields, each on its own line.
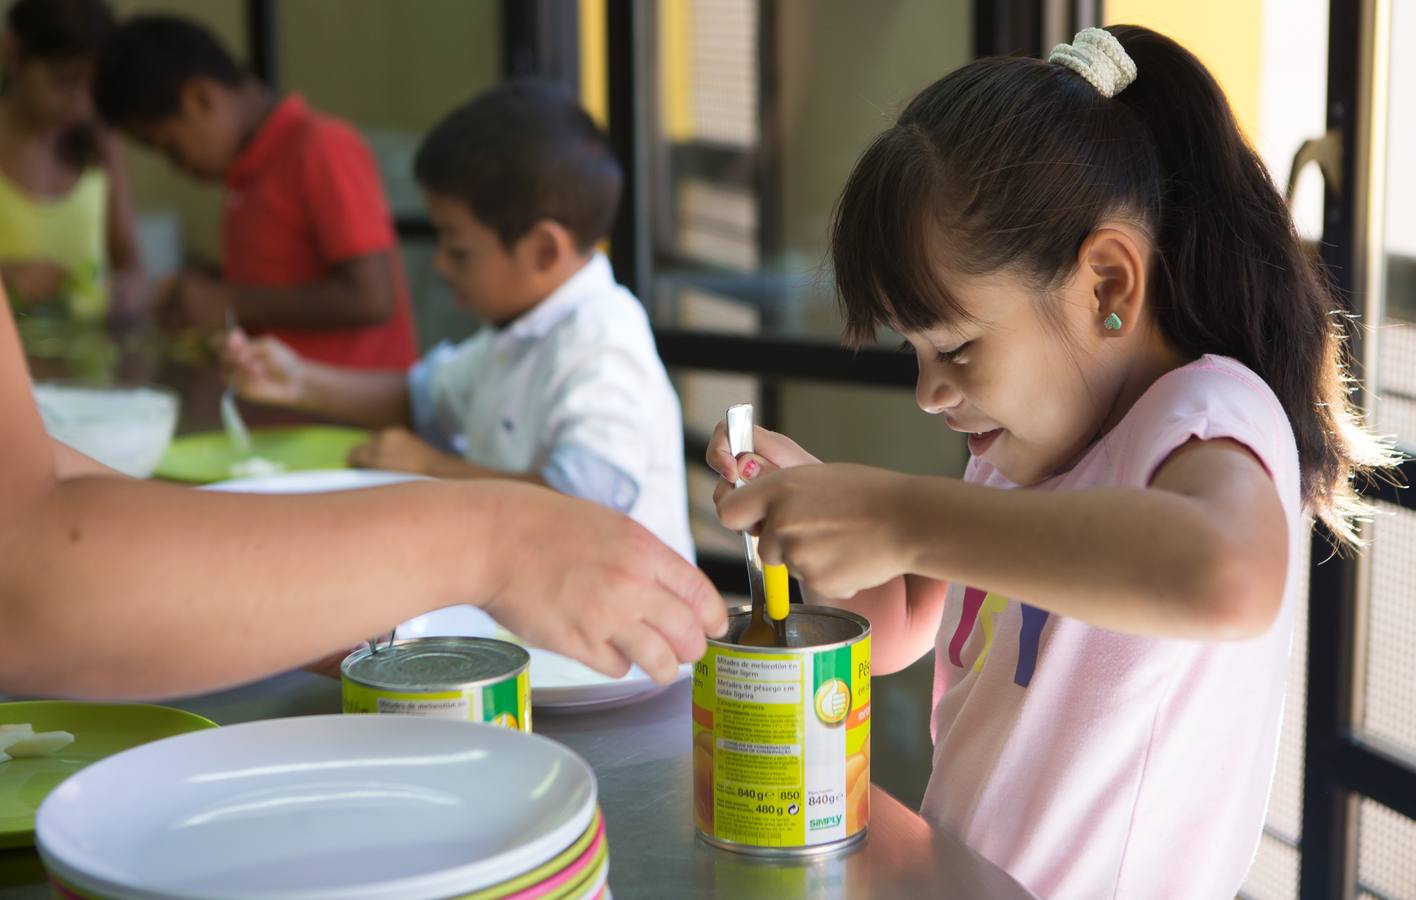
left=0, top=478, right=493, bottom=699
left=803, top=575, right=945, bottom=676
left=898, top=477, right=1275, bottom=640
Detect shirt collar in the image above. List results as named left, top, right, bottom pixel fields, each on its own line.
left=493, top=253, right=615, bottom=352
left=226, top=94, right=310, bottom=187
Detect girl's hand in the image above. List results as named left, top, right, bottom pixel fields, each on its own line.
left=706, top=421, right=821, bottom=482
left=223, top=331, right=305, bottom=407
left=716, top=464, right=918, bottom=600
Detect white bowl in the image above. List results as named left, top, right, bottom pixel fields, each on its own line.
left=33, top=382, right=179, bottom=478
left=36, top=715, right=599, bottom=900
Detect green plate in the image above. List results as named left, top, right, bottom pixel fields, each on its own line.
left=0, top=701, right=217, bottom=849
left=155, top=425, right=369, bottom=484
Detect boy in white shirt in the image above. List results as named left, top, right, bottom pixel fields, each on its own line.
left=225, top=81, right=693, bottom=562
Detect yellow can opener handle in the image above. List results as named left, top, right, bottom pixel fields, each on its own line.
left=764, top=563, right=790, bottom=622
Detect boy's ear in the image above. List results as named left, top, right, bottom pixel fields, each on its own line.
left=181, top=78, right=218, bottom=117
left=523, top=219, right=579, bottom=274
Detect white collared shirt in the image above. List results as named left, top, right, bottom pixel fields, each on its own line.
left=408, top=254, right=694, bottom=562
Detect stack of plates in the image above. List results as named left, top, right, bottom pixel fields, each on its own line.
left=36, top=716, right=609, bottom=899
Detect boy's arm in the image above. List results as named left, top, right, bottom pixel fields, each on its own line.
left=225, top=330, right=409, bottom=429
left=294, top=359, right=410, bottom=428
left=347, top=427, right=548, bottom=485
left=175, top=252, right=397, bottom=330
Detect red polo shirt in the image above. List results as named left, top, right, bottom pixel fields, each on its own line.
left=222, top=94, right=417, bottom=370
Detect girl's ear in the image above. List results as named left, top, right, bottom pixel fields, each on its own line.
left=1077, top=225, right=1148, bottom=337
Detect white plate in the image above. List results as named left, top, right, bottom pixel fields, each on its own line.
left=206, top=470, right=690, bottom=710
left=203, top=468, right=423, bottom=494
left=397, top=605, right=691, bottom=710
left=37, top=715, right=597, bottom=900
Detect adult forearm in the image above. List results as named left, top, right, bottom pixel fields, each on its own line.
left=0, top=478, right=494, bottom=699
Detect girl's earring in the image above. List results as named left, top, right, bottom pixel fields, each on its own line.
left=1103, top=312, right=1123, bottom=332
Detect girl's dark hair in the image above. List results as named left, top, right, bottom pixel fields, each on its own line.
left=7, top=0, right=113, bottom=60
left=831, top=24, right=1394, bottom=543
left=5, top=0, right=115, bottom=168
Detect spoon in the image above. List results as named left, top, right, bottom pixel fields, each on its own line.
left=220, top=309, right=253, bottom=458
left=726, top=404, right=780, bottom=648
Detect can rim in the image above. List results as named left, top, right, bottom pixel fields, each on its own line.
left=707, top=604, right=871, bottom=654
left=341, top=636, right=530, bottom=692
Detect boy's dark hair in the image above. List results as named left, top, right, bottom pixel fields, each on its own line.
left=93, top=15, right=244, bottom=127
left=831, top=24, right=1394, bottom=543
left=415, top=80, right=621, bottom=253
left=7, top=0, right=113, bottom=60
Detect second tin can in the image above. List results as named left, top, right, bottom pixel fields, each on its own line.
left=693, top=606, right=871, bottom=856
left=342, top=636, right=531, bottom=732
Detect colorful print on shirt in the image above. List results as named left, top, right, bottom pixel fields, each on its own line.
left=946, top=586, right=1049, bottom=687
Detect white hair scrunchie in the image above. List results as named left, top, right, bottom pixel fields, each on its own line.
left=1048, top=27, right=1137, bottom=98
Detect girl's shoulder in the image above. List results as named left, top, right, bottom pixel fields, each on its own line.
left=1106, top=354, right=1300, bottom=497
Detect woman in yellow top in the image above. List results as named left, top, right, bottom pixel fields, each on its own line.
left=0, top=0, right=143, bottom=322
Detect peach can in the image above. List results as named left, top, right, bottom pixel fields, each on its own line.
left=693, top=606, right=871, bottom=856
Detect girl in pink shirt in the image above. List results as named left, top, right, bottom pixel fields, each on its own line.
left=709, top=26, right=1396, bottom=898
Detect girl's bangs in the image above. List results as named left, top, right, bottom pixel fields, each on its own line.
left=831, top=124, right=970, bottom=347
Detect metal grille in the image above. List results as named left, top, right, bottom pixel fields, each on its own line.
left=1374, top=323, right=1416, bottom=452
left=686, top=0, right=759, bottom=146
left=1244, top=833, right=1301, bottom=900
left=1357, top=799, right=1416, bottom=899
left=1359, top=502, right=1416, bottom=756
left=1243, top=533, right=1310, bottom=899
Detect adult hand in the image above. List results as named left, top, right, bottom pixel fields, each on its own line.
left=480, top=482, right=728, bottom=683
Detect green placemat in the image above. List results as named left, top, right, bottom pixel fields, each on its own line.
left=0, top=701, right=217, bottom=849
left=156, top=425, right=369, bottom=484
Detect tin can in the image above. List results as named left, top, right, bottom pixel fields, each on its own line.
left=342, top=637, right=531, bottom=732
left=693, top=606, right=871, bottom=856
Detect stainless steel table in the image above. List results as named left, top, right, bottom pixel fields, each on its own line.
left=1, top=672, right=1033, bottom=899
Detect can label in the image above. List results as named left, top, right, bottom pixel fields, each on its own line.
left=693, top=635, right=870, bottom=849
left=343, top=669, right=531, bottom=732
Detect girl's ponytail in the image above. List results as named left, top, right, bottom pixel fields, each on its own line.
left=832, top=25, right=1394, bottom=543
left=1108, top=25, right=1393, bottom=542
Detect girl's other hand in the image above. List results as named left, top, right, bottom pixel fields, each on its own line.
left=716, top=463, right=917, bottom=600
left=223, top=330, right=304, bottom=407
left=705, top=421, right=821, bottom=483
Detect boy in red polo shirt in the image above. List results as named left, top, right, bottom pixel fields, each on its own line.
left=94, top=16, right=416, bottom=370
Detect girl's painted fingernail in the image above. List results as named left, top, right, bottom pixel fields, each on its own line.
left=742, top=459, right=760, bottom=479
